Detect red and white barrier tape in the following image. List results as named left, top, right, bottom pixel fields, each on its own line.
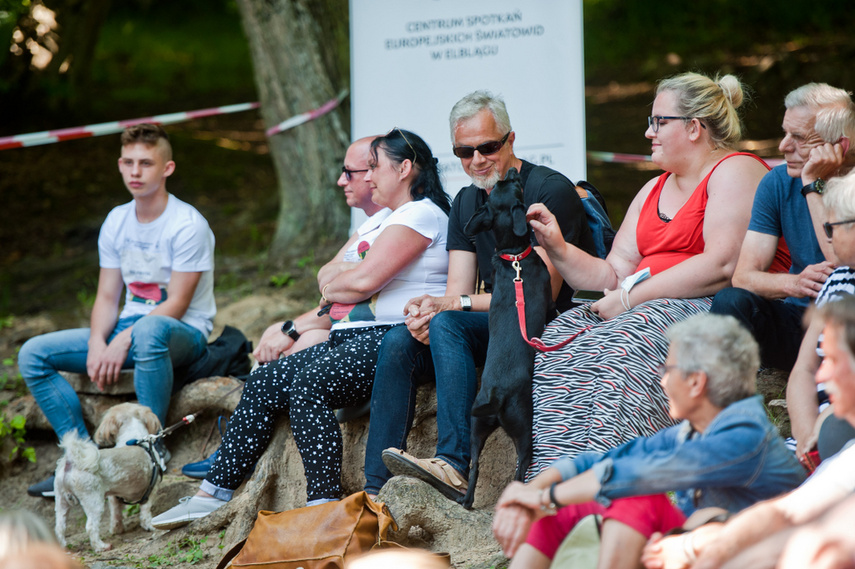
left=0, top=91, right=348, bottom=151
left=0, top=102, right=260, bottom=151
left=265, top=90, right=348, bottom=137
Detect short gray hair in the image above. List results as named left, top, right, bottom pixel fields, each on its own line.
left=448, top=90, right=512, bottom=143
left=784, top=83, right=855, bottom=142
left=0, top=510, right=57, bottom=557
left=666, top=313, right=758, bottom=408
left=823, top=168, right=855, bottom=221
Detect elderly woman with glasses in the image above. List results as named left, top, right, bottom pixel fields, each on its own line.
left=152, top=128, right=452, bottom=528
left=525, top=72, right=787, bottom=475
left=492, top=313, right=804, bottom=569
left=784, top=169, right=855, bottom=466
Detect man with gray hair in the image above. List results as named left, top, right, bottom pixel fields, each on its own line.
left=363, top=90, right=596, bottom=500
left=711, top=83, right=855, bottom=396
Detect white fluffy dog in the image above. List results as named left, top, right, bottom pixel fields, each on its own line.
left=54, top=402, right=163, bottom=551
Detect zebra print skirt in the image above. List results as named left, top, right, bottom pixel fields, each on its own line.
left=527, top=296, right=713, bottom=479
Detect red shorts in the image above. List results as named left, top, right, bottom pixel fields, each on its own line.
left=526, top=494, right=687, bottom=559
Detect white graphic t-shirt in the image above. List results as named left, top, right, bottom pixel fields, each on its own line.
left=330, top=199, right=449, bottom=330
left=98, top=194, right=216, bottom=337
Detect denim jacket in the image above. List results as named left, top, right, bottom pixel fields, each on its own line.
left=552, top=395, right=805, bottom=516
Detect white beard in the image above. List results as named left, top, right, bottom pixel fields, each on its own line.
left=470, top=168, right=501, bottom=190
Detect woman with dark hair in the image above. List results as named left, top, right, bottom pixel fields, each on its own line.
left=152, top=129, right=450, bottom=528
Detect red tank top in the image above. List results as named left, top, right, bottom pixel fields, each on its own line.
left=636, top=152, right=770, bottom=275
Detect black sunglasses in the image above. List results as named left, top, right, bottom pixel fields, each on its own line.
left=341, top=166, right=369, bottom=181
left=452, top=131, right=511, bottom=159
left=824, top=218, right=855, bottom=238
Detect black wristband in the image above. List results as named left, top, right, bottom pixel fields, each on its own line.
left=549, top=482, right=563, bottom=509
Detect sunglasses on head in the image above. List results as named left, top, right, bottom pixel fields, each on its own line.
left=341, top=166, right=369, bottom=181
left=452, top=131, right=511, bottom=159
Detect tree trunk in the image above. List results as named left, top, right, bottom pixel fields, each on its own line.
left=235, top=0, right=351, bottom=264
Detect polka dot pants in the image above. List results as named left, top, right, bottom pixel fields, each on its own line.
left=206, top=324, right=393, bottom=501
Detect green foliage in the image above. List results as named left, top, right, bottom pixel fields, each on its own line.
left=218, top=529, right=226, bottom=550
left=0, top=413, right=36, bottom=463
left=0, top=349, right=27, bottom=397
left=123, top=502, right=140, bottom=517
left=296, top=251, right=316, bottom=270
left=125, top=536, right=208, bottom=567
left=90, top=2, right=254, bottom=113
left=583, top=0, right=853, bottom=81
left=269, top=273, right=294, bottom=288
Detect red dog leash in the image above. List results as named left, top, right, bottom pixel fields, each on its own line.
left=499, top=246, right=589, bottom=352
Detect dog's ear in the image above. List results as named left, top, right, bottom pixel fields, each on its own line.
left=142, top=409, right=162, bottom=435
left=464, top=203, right=493, bottom=236
left=93, top=409, right=121, bottom=447
left=512, top=203, right=529, bottom=237
left=504, top=167, right=520, bottom=182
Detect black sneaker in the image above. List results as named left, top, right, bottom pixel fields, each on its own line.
left=27, top=475, right=56, bottom=498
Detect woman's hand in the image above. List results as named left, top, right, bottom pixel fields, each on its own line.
left=641, top=532, right=692, bottom=569
left=526, top=203, right=567, bottom=257
left=492, top=502, right=536, bottom=558
left=590, top=288, right=627, bottom=320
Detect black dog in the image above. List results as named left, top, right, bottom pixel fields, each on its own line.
left=460, top=167, right=552, bottom=509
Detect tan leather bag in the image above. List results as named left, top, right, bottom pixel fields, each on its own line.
left=217, top=492, right=397, bottom=569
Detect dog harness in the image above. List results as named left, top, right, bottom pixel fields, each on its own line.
left=120, top=435, right=169, bottom=505
left=499, top=245, right=591, bottom=352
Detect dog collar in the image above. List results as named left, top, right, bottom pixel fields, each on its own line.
left=498, top=245, right=533, bottom=262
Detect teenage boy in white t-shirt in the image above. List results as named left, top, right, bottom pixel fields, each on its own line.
left=19, top=123, right=216, bottom=497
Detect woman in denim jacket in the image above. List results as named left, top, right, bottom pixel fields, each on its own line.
left=492, top=313, right=805, bottom=569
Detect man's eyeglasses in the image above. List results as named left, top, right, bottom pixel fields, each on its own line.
left=647, top=116, right=707, bottom=134
left=341, top=166, right=369, bottom=181
left=452, top=131, right=511, bottom=159
left=823, top=218, right=855, bottom=238
left=656, top=364, right=682, bottom=378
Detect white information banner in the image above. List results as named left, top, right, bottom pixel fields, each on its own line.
left=349, top=0, right=585, bottom=228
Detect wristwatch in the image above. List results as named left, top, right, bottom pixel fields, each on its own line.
left=281, top=320, right=301, bottom=341
left=801, top=178, right=826, bottom=197
left=459, top=295, right=472, bottom=312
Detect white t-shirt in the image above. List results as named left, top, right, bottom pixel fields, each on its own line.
left=343, top=208, right=392, bottom=263
left=98, top=194, right=216, bottom=337
left=330, top=199, right=449, bottom=330
left=778, top=440, right=855, bottom=524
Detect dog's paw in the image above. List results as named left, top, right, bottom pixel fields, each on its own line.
left=92, top=540, right=112, bottom=552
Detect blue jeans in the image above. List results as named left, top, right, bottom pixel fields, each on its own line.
left=19, top=314, right=207, bottom=438
left=709, top=287, right=805, bottom=370
left=363, top=311, right=489, bottom=494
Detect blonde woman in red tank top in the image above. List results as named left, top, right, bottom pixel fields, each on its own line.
left=495, top=71, right=781, bottom=569
left=524, top=72, right=772, bottom=483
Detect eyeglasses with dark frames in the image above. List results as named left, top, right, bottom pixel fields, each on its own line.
left=341, top=166, right=369, bottom=182
left=823, top=218, right=855, bottom=239
left=647, top=116, right=707, bottom=134
left=452, top=131, right=512, bottom=159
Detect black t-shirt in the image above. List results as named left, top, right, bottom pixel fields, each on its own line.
left=446, top=160, right=596, bottom=312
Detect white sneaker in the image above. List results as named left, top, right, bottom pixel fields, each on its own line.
left=151, top=495, right=226, bottom=530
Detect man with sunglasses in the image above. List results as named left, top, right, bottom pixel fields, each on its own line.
left=363, top=90, right=596, bottom=500
left=176, top=136, right=389, bottom=479
left=710, top=83, right=855, bottom=458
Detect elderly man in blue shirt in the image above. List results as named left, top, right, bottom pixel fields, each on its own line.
left=491, top=313, right=805, bottom=569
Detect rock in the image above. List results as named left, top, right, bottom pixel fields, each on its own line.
left=379, top=476, right=506, bottom=568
